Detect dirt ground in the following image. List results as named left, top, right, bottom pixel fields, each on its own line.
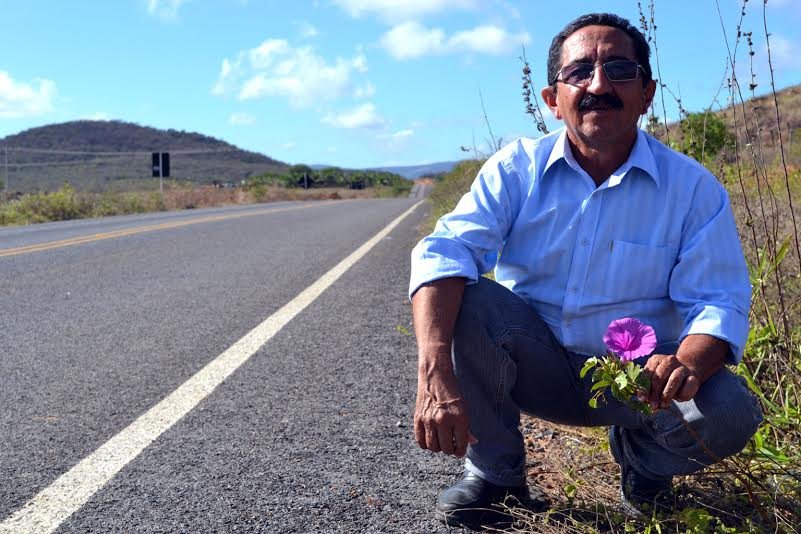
left=506, top=414, right=782, bottom=533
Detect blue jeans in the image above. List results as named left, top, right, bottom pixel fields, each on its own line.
left=453, top=278, right=763, bottom=486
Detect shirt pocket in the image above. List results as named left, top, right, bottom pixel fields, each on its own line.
left=601, top=240, right=677, bottom=300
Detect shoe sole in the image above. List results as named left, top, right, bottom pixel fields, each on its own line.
left=434, top=508, right=513, bottom=530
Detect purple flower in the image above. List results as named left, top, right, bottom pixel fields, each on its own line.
left=603, top=318, right=657, bottom=362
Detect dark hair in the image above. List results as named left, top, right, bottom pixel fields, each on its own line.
left=547, top=13, right=652, bottom=87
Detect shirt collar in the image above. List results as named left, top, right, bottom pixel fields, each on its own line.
left=543, top=127, right=661, bottom=188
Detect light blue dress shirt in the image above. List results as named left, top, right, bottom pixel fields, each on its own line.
left=410, top=127, right=751, bottom=363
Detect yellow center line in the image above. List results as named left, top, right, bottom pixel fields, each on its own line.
left=0, top=203, right=330, bottom=258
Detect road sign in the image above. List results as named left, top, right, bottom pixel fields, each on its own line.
left=152, top=152, right=170, bottom=178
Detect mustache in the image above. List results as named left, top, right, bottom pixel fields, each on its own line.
left=578, top=93, right=623, bottom=111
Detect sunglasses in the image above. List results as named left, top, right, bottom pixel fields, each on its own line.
left=554, top=60, right=644, bottom=86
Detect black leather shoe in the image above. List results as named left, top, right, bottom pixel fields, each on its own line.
left=609, top=426, right=674, bottom=516
left=434, top=472, right=531, bottom=530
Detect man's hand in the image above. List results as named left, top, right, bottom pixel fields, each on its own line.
left=413, top=369, right=477, bottom=457
left=640, top=354, right=700, bottom=410
left=411, top=277, right=476, bottom=458
left=640, top=334, right=729, bottom=411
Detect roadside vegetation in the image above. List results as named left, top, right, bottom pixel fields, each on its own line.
left=425, top=1, right=801, bottom=532
left=0, top=166, right=412, bottom=227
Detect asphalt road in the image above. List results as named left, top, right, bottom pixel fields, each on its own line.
left=0, top=199, right=465, bottom=533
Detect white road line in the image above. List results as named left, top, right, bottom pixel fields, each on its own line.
left=0, top=200, right=424, bottom=534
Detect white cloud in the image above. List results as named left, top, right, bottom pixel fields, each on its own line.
left=354, top=82, right=376, bottom=99
left=213, top=41, right=371, bottom=109
left=298, top=22, right=319, bottom=39
left=381, top=22, right=529, bottom=60
left=282, top=142, right=296, bottom=150
left=85, top=112, right=112, bottom=121
left=212, top=58, right=238, bottom=95
left=449, top=25, right=530, bottom=55
left=352, top=52, right=368, bottom=73
left=322, top=102, right=386, bottom=129
left=249, top=39, right=291, bottom=69
left=379, top=128, right=414, bottom=139
left=381, top=22, right=445, bottom=60
left=765, top=35, right=801, bottom=70
left=332, top=0, right=475, bottom=22
left=229, top=112, right=255, bottom=125
left=0, top=71, right=57, bottom=118
left=147, top=0, right=188, bottom=19
left=377, top=128, right=415, bottom=153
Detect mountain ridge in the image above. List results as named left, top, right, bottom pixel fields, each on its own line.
left=1, top=120, right=461, bottom=192
left=0, top=120, right=287, bottom=193
left=310, top=160, right=460, bottom=179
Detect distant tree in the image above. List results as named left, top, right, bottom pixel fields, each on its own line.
left=675, top=112, right=734, bottom=164
left=318, top=167, right=346, bottom=187
left=288, top=164, right=315, bottom=188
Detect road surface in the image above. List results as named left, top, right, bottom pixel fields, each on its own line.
left=0, top=199, right=464, bottom=533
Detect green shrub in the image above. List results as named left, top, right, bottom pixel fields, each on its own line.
left=673, top=112, right=735, bottom=164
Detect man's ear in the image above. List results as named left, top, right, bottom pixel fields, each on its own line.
left=641, top=79, right=657, bottom=115
left=540, top=85, right=562, bottom=120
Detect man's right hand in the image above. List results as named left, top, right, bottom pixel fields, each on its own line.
left=413, top=368, right=477, bottom=457
left=410, top=277, right=475, bottom=458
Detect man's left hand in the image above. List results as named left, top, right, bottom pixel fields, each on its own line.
left=640, top=354, right=700, bottom=410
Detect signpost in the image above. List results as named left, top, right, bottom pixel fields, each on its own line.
left=151, top=152, right=170, bottom=194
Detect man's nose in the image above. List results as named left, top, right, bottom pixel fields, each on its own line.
left=585, top=64, right=614, bottom=93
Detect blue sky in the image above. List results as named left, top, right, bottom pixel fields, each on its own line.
left=1, top=0, right=800, bottom=169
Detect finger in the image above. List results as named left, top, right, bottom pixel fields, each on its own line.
left=425, top=424, right=441, bottom=453
left=453, top=424, right=469, bottom=458
left=648, top=361, right=672, bottom=408
left=660, top=367, right=688, bottom=408
left=675, top=374, right=700, bottom=402
left=437, top=425, right=455, bottom=456
left=414, top=416, right=427, bottom=449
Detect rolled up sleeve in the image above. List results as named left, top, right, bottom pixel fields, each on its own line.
left=669, top=176, right=751, bottom=363
left=409, top=156, right=521, bottom=299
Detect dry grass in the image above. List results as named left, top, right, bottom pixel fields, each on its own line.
left=0, top=184, right=392, bottom=227
left=160, top=185, right=379, bottom=211
left=499, top=416, right=781, bottom=533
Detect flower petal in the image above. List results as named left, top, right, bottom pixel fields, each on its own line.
left=603, top=317, right=657, bottom=361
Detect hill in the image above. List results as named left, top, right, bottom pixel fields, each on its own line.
left=650, top=83, right=801, bottom=166
left=0, top=120, right=288, bottom=193
left=311, top=160, right=460, bottom=180
left=368, top=161, right=460, bottom=179
left=723, top=83, right=801, bottom=162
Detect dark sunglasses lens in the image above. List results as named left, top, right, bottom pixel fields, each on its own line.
left=604, top=61, right=639, bottom=81
left=562, top=64, right=594, bottom=84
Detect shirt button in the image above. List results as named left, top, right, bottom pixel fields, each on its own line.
left=565, top=321, right=573, bottom=328
left=581, top=238, right=589, bottom=246
left=570, top=286, right=578, bottom=293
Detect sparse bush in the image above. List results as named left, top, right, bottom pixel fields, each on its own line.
left=249, top=183, right=267, bottom=202
left=674, top=112, right=735, bottom=164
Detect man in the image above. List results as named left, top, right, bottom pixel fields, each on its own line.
left=409, top=12, right=762, bottom=530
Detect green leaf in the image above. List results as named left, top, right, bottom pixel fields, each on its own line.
left=614, top=374, right=630, bottom=390
left=625, top=362, right=641, bottom=380
left=757, top=445, right=789, bottom=464
left=588, top=397, right=598, bottom=408
left=579, top=358, right=599, bottom=378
